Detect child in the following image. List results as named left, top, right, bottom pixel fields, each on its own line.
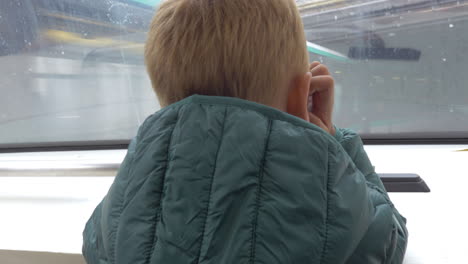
left=83, top=0, right=408, bottom=263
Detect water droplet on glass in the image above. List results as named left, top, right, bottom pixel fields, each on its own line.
left=442, top=58, right=447, bottom=62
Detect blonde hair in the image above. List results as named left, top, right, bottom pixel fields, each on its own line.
left=145, top=0, right=309, bottom=107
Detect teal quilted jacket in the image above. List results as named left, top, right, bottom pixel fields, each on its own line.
left=83, top=95, right=408, bottom=264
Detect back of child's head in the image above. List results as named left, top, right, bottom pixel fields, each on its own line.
left=145, top=0, right=309, bottom=107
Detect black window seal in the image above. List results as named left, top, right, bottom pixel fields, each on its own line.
left=0, top=140, right=130, bottom=153
left=363, top=137, right=468, bottom=145
left=0, top=137, right=467, bottom=153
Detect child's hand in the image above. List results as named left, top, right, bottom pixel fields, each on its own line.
left=308, top=62, right=336, bottom=135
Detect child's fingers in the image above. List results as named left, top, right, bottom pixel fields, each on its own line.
left=310, top=64, right=330, bottom=77
left=309, top=75, right=334, bottom=93
left=307, top=63, right=335, bottom=135
left=309, top=76, right=334, bottom=131
left=309, top=61, right=321, bottom=71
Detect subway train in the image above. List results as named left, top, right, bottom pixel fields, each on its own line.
left=0, top=0, right=467, bottom=263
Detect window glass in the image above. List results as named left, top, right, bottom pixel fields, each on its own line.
left=1, top=0, right=467, bottom=147
left=301, top=0, right=468, bottom=139
left=0, top=0, right=159, bottom=146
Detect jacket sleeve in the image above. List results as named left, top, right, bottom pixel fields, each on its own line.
left=82, top=138, right=138, bottom=264
left=334, top=128, right=408, bottom=264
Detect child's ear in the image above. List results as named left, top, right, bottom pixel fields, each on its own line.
left=286, top=72, right=311, bottom=122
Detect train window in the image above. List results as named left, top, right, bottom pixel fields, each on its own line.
left=1, top=0, right=467, bottom=150
left=300, top=0, right=468, bottom=143
left=0, top=0, right=160, bottom=149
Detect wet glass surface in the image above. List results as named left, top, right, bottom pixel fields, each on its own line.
left=1, top=0, right=467, bottom=146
